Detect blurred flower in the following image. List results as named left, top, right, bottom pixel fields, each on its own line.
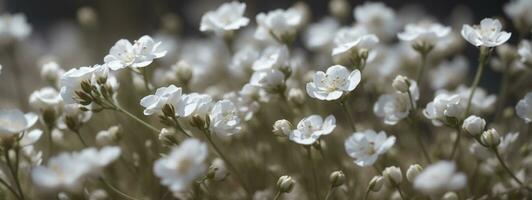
left=0, top=13, right=32, bottom=43
left=518, top=40, right=532, bottom=66
left=353, top=2, right=396, bottom=41
left=516, top=92, right=532, bottom=123
left=249, top=69, right=285, bottom=93
left=40, top=61, right=65, bottom=86
left=304, top=17, right=339, bottom=51
left=406, top=164, right=423, bottom=182
left=332, top=26, right=379, bottom=66
left=306, top=65, right=361, bottom=101
left=252, top=45, right=290, bottom=72
left=104, top=35, right=167, bottom=70
left=29, top=87, right=63, bottom=110
left=461, top=18, right=511, bottom=47
left=208, top=158, right=229, bottom=181
left=374, top=78, right=419, bottom=125
left=0, top=109, right=38, bottom=136
left=209, top=100, right=242, bottom=137
left=153, top=138, right=207, bottom=193
left=382, top=166, right=403, bottom=188
left=289, top=114, right=335, bottom=145
left=398, top=21, right=451, bottom=51
left=255, top=8, right=304, bottom=44
left=504, top=0, right=532, bottom=31
left=345, top=129, right=395, bottom=167
left=413, top=161, right=466, bottom=195
left=429, top=56, right=468, bottom=90
left=273, top=119, right=293, bottom=136
left=199, top=1, right=249, bottom=36
left=95, top=126, right=121, bottom=146
left=498, top=132, right=519, bottom=154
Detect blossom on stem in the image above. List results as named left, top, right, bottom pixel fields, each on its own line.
left=199, top=1, right=249, bottom=36
left=288, top=114, right=336, bottom=145
left=0, top=109, right=38, bottom=136
left=344, top=129, right=395, bottom=167
left=306, top=65, right=361, bottom=101
left=516, top=92, right=532, bottom=123
left=461, top=18, right=511, bottom=47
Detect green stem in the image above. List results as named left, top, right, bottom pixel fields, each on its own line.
left=415, top=52, right=428, bottom=88
left=115, top=104, right=160, bottom=134
left=4, top=148, right=25, bottom=200
left=363, top=187, right=371, bottom=200
left=74, top=129, right=88, bottom=147
left=395, top=185, right=406, bottom=200
left=273, top=190, right=282, bottom=200
left=492, top=148, right=532, bottom=191
left=339, top=98, right=356, bottom=132
left=99, top=178, right=140, bottom=200
left=465, top=48, right=490, bottom=116
left=140, top=68, right=151, bottom=91
left=306, top=146, right=320, bottom=200
left=171, top=116, right=191, bottom=137
left=0, top=177, right=20, bottom=199
left=324, top=186, right=336, bottom=200
left=449, top=126, right=462, bottom=160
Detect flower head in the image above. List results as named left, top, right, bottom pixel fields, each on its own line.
left=209, top=100, right=242, bottom=137
left=29, top=87, right=63, bottom=110
left=0, top=13, right=31, bottom=43
left=516, top=92, right=532, bottom=123
left=289, top=114, right=335, bottom=145
left=353, top=2, right=396, bottom=41
left=461, top=18, right=511, bottom=47
left=332, top=26, right=379, bottom=65
left=255, top=8, right=304, bottom=43
left=414, top=161, right=466, bottom=195
left=345, top=129, right=395, bottom=167
left=306, top=65, right=361, bottom=101
left=398, top=21, right=451, bottom=50
left=423, top=93, right=465, bottom=126
left=200, top=1, right=249, bottom=36
left=104, top=35, right=167, bottom=70
left=140, top=85, right=185, bottom=116
left=0, top=109, right=38, bottom=136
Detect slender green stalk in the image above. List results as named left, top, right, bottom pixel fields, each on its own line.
left=114, top=104, right=160, bottom=134
left=305, top=146, right=320, bottom=200
left=465, top=48, right=490, bottom=116
left=449, top=126, right=462, bottom=160
left=273, top=190, right=282, bottom=200
left=171, top=116, right=192, bottom=137
left=99, top=178, right=140, bottom=200
left=0, top=177, right=20, bottom=199
left=324, top=186, right=336, bottom=200
left=492, top=148, right=532, bottom=191
left=4, top=148, right=25, bottom=200
left=74, top=129, right=88, bottom=147
left=415, top=51, right=428, bottom=87
left=140, top=68, right=152, bottom=91
left=363, top=187, right=371, bottom=200
left=395, top=185, right=406, bottom=200
left=339, top=98, right=357, bottom=132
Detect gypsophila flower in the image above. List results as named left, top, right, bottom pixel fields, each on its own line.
left=462, top=115, right=486, bottom=136
left=332, top=26, right=379, bottom=66
left=398, top=21, right=451, bottom=52
left=140, top=85, right=186, bottom=116
left=255, top=8, right=304, bottom=44
left=104, top=35, right=167, bottom=70
left=252, top=45, right=290, bottom=72
left=498, top=132, right=519, bottom=154
left=461, top=18, right=511, bottom=47
left=29, top=87, right=63, bottom=110
left=199, top=1, right=249, bottom=36
left=304, top=17, right=340, bottom=51
left=353, top=2, right=396, bottom=41
left=95, top=125, right=121, bottom=146
left=209, top=100, right=242, bottom=137
left=374, top=78, right=419, bottom=125
left=382, top=166, right=402, bottom=187
left=345, top=129, right=395, bottom=167
left=288, top=114, right=335, bottom=145
left=59, top=64, right=117, bottom=105
left=413, top=161, right=466, bottom=195
left=518, top=40, right=532, bottom=66
left=306, top=65, right=361, bottom=101
left=249, top=69, right=286, bottom=93
left=516, top=92, right=532, bottom=123
left=40, top=61, right=65, bottom=85
left=0, top=13, right=32, bottom=43
left=153, top=138, right=207, bottom=193
left=504, top=0, right=532, bottom=31
left=423, top=93, right=465, bottom=126
left=0, top=109, right=38, bottom=136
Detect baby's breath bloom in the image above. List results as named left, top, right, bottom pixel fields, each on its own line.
left=413, top=161, right=466, bottom=195
left=398, top=21, right=451, bottom=51
left=252, top=45, right=290, bottom=72
left=304, top=17, right=340, bottom=51
left=353, top=2, right=396, bottom=41
left=518, top=40, right=532, bottom=66
left=255, top=8, right=304, bottom=43
left=516, top=92, right=532, bottom=123
left=0, top=13, right=32, bottom=43
left=104, top=35, right=167, bottom=70
left=374, top=78, right=419, bottom=125
left=382, top=166, right=402, bottom=187
left=423, top=93, right=465, bottom=126
left=461, top=18, right=511, bottom=47
left=153, top=138, right=207, bottom=193
left=344, top=129, right=395, bottom=167
left=462, top=115, right=486, bottom=136
left=199, top=1, right=249, bottom=36
left=504, top=0, right=532, bottom=31
left=209, top=100, right=242, bottom=137
left=0, top=109, right=38, bottom=136
left=306, top=65, right=361, bottom=101
left=40, top=61, right=65, bottom=85
left=29, top=87, right=63, bottom=110
left=332, top=26, right=379, bottom=66
left=140, top=85, right=185, bottom=116
left=288, top=114, right=335, bottom=145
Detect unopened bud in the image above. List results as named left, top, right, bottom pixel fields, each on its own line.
left=406, top=164, right=423, bottom=182
left=392, top=75, right=410, bottom=93
left=368, top=176, right=384, bottom=192
left=288, top=88, right=305, bottom=106
left=162, top=104, right=176, bottom=117
left=273, top=119, right=292, bottom=136
left=80, top=81, right=93, bottom=94
left=462, top=115, right=486, bottom=136
left=329, top=171, right=346, bottom=187
left=480, top=128, right=501, bottom=148
left=442, top=192, right=459, bottom=200
left=382, top=166, right=402, bottom=188
left=276, top=175, right=295, bottom=193
left=190, top=114, right=206, bottom=129
left=175, top=61, right=193, bottom=84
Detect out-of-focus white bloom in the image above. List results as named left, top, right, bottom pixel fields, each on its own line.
left=209, top=158, right=229, bottom=181
left=104, top=35, right=167, bottom=70
left=230, top=46, right=260, bottom=77
left=374, top=79, right=419, bottom=125
left=423, top=93, right=465, bottom=126
left=306, top=65, right=361, bottom=101
left=518, top=40, right=532, bottom=66
left=498, top=132, right=519, bottom=154
left=288, top=115, right=335, bottom=145
left=88, top=189, right=108, bottom=200
left=41, top=61, right=65, bottom=84
left=406, top=164, right=423, bottom=182
left=154, top=139, right=207, bottom=193
left=462, top=115, right=486, bottom=136
left=413, top=161, right=466, bottom=195
left=461, top=18, right=511, bottom=47
left=345, top=129, right=395, bottom=167
left=29, top=87, right=63, bottom=110
left=249, top=69, right=285, bottom=92
left=516, top=92, right=532, bottom=123
left=353, top=2, right=396, bottom=41
left=504, top=0, right=532, bottom=30
left=199, top=1, right=249, bottom=36
left=469, top=142, right=491, bottom=160
left=273, top=119, right=293, bottom=136
left=209, top=100, right=242, bottom=137
left=32, top=146, right=121, bottom=190
left=398, top=21, right=451, bottom=48
left=20, top=129, right=43, bottom=147
left=183, top=93, right=213, bottom=117
left=255, top=8, right=304, bottom=43
left=140, top=85, right=185, bottom=116
left=0, top=109, right=38, bottom=136
left=383, top=166, right=403, bottom=188
left=252, top=45, right=290, bottom=72
left=0, top=13, right=32, bottom=43
left=429, top=56, right=468, bottom=90
left=95, top=126, right=120, bottom=146
left=452, top=86, right=496, bottom=114
left=332, top=26, right=379, bottom=62
left=304, top=17, right=340, bottom=51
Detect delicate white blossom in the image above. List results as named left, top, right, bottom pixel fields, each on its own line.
left=140, top=85, right=185, bottom=116
left=345, top=129, right=396, bottom=167
left=423, top=93, right=465, bottom=126
left=306, top=65, right=361, bottom=101
left=414, top=161, right=466, bottom=195
left=518, top=40, right=532, bottom=66
left=0, top=109, right=38, bottom=136
left=29, top=87, right=63, bottom=110
left=516, top=92, right=532, bottom=123
left=104, top=35, right=167, bottom=70
left=461, top=18, right=511, bottom=47
left=209, top=100, right=242, bottom=137
left=462, top=115, right=486, bottom=136
left=398, top=21, right=451, bottom=49
left=0, top=13, right=32, bottom=43
left=255, top=8, right=304, bottom=43
left=199, top=1, right=249, bottom=36
left=288, top=115, right=335, bottom=145
left=353, top=2, right=396, bottom=41
left=332, top=26, right=379, bottom=63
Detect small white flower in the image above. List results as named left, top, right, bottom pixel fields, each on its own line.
left=453, top=86, right=496, bottom=114
left=332, top=26, right=379, bottom=60
left=504, top=0, right=532, bottom=30
left=462, top=115, right=486, bottom=136
left=273, top=119, right=293, bottom=136
left=230, top=46, right=260, bottom=77
left=374, top=94, right=413, bottom=125
left=423, top=93, right=465, bottom=126
left=498, top=132, right=519, bottom=154
left=429, top=57, right=468, bottom=90
left=249, top=69, right=285, bottom=92
left=461, top=18, right=511, bottom=47
left=344, top=129, right=395, bottom=167
left=304, top=17, right=340, bottom=51
left=255, top=8, right=304, bottom=43
left=154, top=138, right=208, bottom=193
left=516, top=92, right=532, bottom=123
left=398, top=21, right=451, bottom=47
left=209, top=158, right=229, bottom=181
left=518, top=40, right=532, bottom=66
left=40, top=61, right=65, bottom=84
left=199, top=1, right=249, bottom=36
left=252, top=45, right=290, bottom=72
left=288, top=115, right=335, bottom=145
left=0, top=13, right=32, bottom=42
left=29, top=87, right=63, bottom=110
left=95, top=126, right=120, bottom=146
left=0, top=109, right=38, bottom=136
left=414, top=161, right=466, bottom=195
left=182, top=93, right=213, bottom=118
left=353, top=2, right=396, bottom=41
left=104, top=35, right=167, bottom=70
left=306, top=65, right=361, bottom=101
left=382, top=166, right=403, bottom=187
left=59, top=66, right=97, bottom=104
left=140, top=85, right=186, bottom=116
left=209, top=100, right=242, bottom=137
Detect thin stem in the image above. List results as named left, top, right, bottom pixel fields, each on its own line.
left=202, top=129, right=252, bottom=196
left=395, top=185, right=406, bottom=200
left=0, top=177, right=20, bottom=199
left=4, top=148, right=25, bottom=200
left=305, top=146, right=320, bottom=200
left=465, top=48, right=490, bottom=116
left=273, top=190, right=282, bottom=200
left=492, top=148, right=532, bottom=191
left=45, top=124, right=54, bottom=157
left=99, top=178, right=141, bottom=200
left=74, top=129, right=88, bottom=147
left=449, top=126, right=462, bottom=160
left=495, top=66, right=510, bottom=120
left=415, top=52, right=428, bottom=88
left=363, top=186, right=371, bottom=200
left=171, top=116, right=191, bottom=137
left=324, top=186, right=336, bottom=200
left=339, top=98, right=356, bottom=132
left=140, top=68, right=152, bottom=91
left=115, top=104, right=160, bottom=134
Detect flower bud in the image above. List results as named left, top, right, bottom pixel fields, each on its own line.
left=40, top=61, right=64, bottom=85
left=190, top=114, right=206, bottom=129
left=406, top=164, right=423, bottom=182
left=276, top=175, right=295, bottom=193
left=382, top=166, right=402, bottom=188
left=392, top=75, right=410, bottom=93
left=273, top=119, right=292, bottom=136
left=96, top=126, right=121, bottom=146
left=462, top=115, right=486, bottom=136
left=162, top=104, right=176, bottom=118
left=329, top=171, right=346, bottom=187
left=175, top=60, right=193, bottom=84
left=481, top=128, right=501, bottom=148
left=288, top=88, right=305, bottom=106
left=329, top=0, right=349, bottom=21
left=442, top=192, right=458, bottom=200
left=368, top=175, right=384, bottom=192
left=207, top=158, right=229, bottom=181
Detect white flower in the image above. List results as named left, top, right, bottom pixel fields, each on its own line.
left=273, top=119, right=293, bottom=136
left=40, top=61, right=65, bottom=84
left=304, top=17, right=340, bottom=51
left=353, top=2, right=396, bottom=41
left=255, top=8, right=304, bottom=43
left=32, top=146, right=121, bottom=190
left=209, top=100, right=242, bottom=137
left=332, top=26, right=379, bottom=59
left=0, top=13, right=32, bottom=42
left=29, top=87, right=63, bottom=110
left=382, top=166, right=403, bottom=187
left=423, top=93, right=465, bottom=126
left=104, top=35, right=167, bottom=70
left=0, top=109, right=38, bottom=136
left=414, top=161, right=466, bottom=195
left=518, top=40, right=532, bottom=65
left=249, top=69, right=285, bottom=92
left=462, top=115, right=486, bottom=136
left=154, top=138, right=208, bottom=193
left=516, top=92, right=532, bottom=123
left=199, top=1, right=249, bottom=36
left=209, top=158, right=229, bottom=181
left=453, top=86, right=496, bottom=114
left=498, top=132, right=519, bottom=154
left=398, top=21, right=451, bottom=47
left=140, top=85, right=185, bottom=116
left=306, top=65, right=361, bottom=101
left=95, top=126, right=120, bottom=146
left=504, top=0, right=532, bottom=30
left=344, top=129, right=395, bottom=167
left=429, top=57, right=468, bottom=90
left=461, top=18, right=511, bottom=47
left=288, top=115, right=335, bottom=145
left=252, top=45, right=290, bottom=72
left=59, top=64, right=114, bottom=105
left=230, top=46, right=260, bottom=77
left=183, top=93, right=213, bottom=118
left=374, top=85, right=419, bottom=125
